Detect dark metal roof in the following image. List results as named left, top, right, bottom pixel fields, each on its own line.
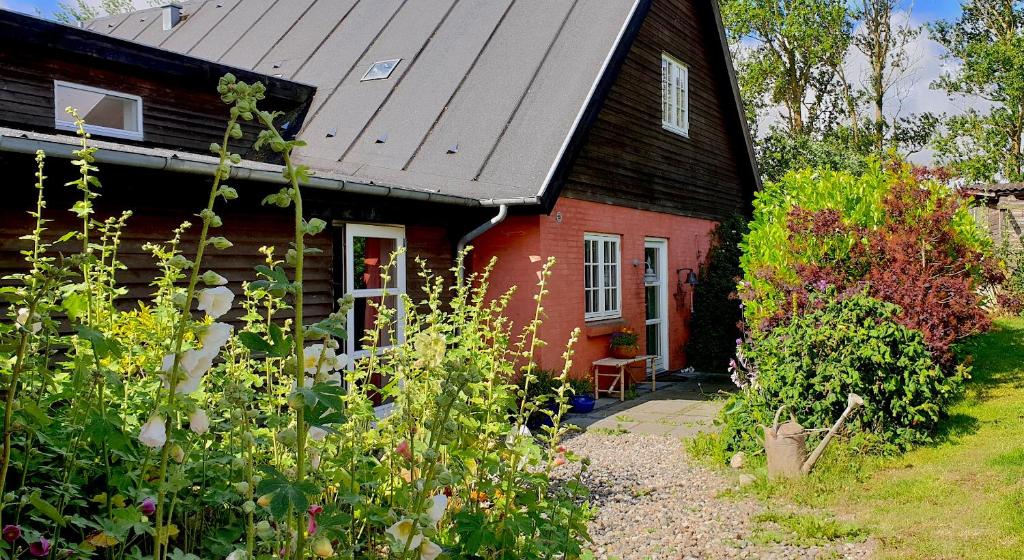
left=84, top=0, right=758, bottom=207
left=965, top=183, right=1024, bottom=197
left=83, top=0, right=646, bottom=204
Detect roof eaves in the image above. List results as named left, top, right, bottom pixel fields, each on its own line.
left=0, top=128, right=481, bottom=207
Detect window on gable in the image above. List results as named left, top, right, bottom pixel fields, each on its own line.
left=584, top=233, right=621, bottom=321
left=54, top=81, right=143, bottom=141
left=661, top=53, right=689, bottom=137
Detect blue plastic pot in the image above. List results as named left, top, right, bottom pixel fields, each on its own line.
left=570, top=394, right=596, bottom=414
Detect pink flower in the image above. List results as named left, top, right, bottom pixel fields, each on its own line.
left=307, top=504, right=323, bottom=535
left=396, top=440, right=412, bottom=461
left=2, top=525, right=20, bottom=543
left=29, top=537, right=50, bottom=557
left=140, top=497, right=156, bottom=516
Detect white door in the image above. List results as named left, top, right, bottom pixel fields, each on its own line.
left=644, top=238, right=669, bottom=372
left=344, top=224, right=406, bottom=358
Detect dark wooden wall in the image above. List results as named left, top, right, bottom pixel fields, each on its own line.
left=0, top=47, right=296, bottom=159
left=563, top=0, right=753, bottom=221
left=0, top=152, right=474, bottom=331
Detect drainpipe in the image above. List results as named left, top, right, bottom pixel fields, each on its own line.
left=456, top=204, right=508, bottom=280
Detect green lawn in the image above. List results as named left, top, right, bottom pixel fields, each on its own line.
left=744, top=317, right=1024, bottom=559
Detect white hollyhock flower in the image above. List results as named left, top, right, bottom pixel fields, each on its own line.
left=386, top=519, right=422, bottom=550
left=308, top=426, right=327, bottom=442
left=139, top=416, right=166, bottom=448
left=161, top=350, right=213, bottom=394
left=189, top=409, right=210, bottom=435
left=196, top=286, right=234, bottom=319
left=201, top=322, right=233, bottom=355
left=426, top=494, right=448, bottom=526
left=419, top=539, right=443, bottom=560
left=225, top=550, right=246, bottom=560
left=302, top=344, right=346, bottom=376
left=15, top=308, right=41, bottom=334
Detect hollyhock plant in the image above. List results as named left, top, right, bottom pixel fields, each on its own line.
left=201, top=322, right=233, bottom=353
left=28, top=537, right=50, bottom=557
left=386, top=519, right=422, bottom=550
left=307, top=505, right=323, bottom=535
left=189, top=408, right=210, bottom=435
left=15, top=307, right=41, bottom=334
left=138, top=416, right=167, bottom=448
left=2, top=524, right=20, bottom=543
left=196, top=286, right=234, bottom=319
left=201, top=270, right=229, bottom=286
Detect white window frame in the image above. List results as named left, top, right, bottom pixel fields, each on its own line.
left=53, top=80, right=144, bottom=141
left=344, top=223, right=407, bottom=359
left=584, top=233, right=622, bottom=321
left=661, top=53, right=689, bottom=137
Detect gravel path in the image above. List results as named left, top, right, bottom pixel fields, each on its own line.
left=557, top=432, right=873, bottom=560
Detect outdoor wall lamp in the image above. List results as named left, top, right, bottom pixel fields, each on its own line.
left=677, top=267, right=698, bottom=286
left=643, top=258, right=658, bottom=284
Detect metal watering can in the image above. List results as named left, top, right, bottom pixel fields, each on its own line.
left=762, top=393, right=864, bottom=479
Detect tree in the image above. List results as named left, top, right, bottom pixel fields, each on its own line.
left=55, top=0, right=149, bottom=24
left=931, top=1, right=1024, bottom=182
left=851, top=0, right=921, bottom=153
left=720, top=0, right=853, bottom=135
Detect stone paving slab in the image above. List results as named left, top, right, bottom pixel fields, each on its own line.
left=567, top=372, right=733, bottom=438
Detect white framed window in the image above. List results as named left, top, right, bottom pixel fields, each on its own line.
left=54, top=81, right=143, bottom=141
left=584, top=233, right=621, bottom=321
left=345, top=224, right=406, bottom=358
left=661, top=53, right=689, bottom=137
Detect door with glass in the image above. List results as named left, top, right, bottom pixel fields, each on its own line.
left=644, top=239, right=669, bottom=372
left=345, top=224, right=406, bottom=359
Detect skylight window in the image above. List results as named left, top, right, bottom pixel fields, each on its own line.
left=361, top=59, right=401, bottom=81
left=54, top=81, right=143, bottom=141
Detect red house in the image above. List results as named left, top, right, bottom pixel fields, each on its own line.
left=0, top=0, right=757, bottom=378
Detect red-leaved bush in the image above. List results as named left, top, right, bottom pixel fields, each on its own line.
left=744, top=165, right=1003, bottom=365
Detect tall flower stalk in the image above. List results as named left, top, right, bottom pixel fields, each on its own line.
left=150, top=75, right=263, bottom=560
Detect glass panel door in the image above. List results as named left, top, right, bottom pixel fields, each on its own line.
left=644, top=239, right=669, bottom=372
left=345, top=224, right=406, bottom=358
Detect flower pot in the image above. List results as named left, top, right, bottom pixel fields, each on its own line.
left=610, top=345, right=639, bottom=359
left=570, top=395, right=596, bottom=414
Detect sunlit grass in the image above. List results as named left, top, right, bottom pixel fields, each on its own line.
left=707, top=317, right=1024, bottom=559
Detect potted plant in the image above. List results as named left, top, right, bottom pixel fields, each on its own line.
left=517, top=369, right=561, bottom=429
left=609, top=326, right=639, bottom=359
left=568, top=377, right=596, bottom=413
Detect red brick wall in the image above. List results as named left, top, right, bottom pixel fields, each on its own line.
left=473, top=198, right=715, bottom=377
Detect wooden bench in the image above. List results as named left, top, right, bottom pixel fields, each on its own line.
left=592, top=355, right=658, bottom=401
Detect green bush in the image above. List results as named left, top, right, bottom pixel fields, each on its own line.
left=685, top=214, right=747, bottom=372
left=719, top=294, right=968, bottom=454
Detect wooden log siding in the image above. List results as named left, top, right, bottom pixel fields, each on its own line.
left=562, top=0, right=751, bottom=221
left=0, top=209, right=334, bottom=327
left=0, top=47, right=296, bottom=159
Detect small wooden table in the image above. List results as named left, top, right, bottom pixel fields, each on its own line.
left=592, top=355, right=658, bottom=401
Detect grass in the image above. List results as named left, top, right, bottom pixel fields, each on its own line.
left=750, top=510, right=866, bottom=547
left=721, top=317, right=1024, bottom=559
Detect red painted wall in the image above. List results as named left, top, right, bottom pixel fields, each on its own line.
left=472, top=197, right=715, bottom=377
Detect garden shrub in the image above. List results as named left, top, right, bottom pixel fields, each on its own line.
left=740, top=161, right=1002, bottom=364
left=721, top=294, right=968, bottom=454
left=684, top=214, right=747, bottom=372
left=0, top=76, right=592, bottom=560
